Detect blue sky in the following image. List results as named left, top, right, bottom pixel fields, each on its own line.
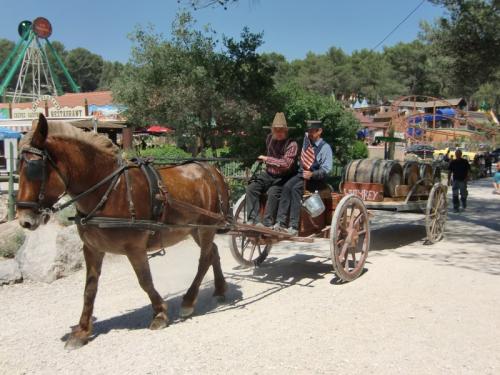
left=2, top=0, right=445, bottom=62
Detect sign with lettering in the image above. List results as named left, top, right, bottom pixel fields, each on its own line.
left=12, top=107, right=44, bottom=119
left=48, top=106, right=85, bottom=118
left=32, top=95, right=61, bottom=111
left=343, top=182, right=384, bottom=202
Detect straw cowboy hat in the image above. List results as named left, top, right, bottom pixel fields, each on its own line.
left=263, top=112, right=295, bottom=129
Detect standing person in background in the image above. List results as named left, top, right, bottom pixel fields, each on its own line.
left=245, top=112, right=298, bottom=227
left=448, top=150, right=471, bottom=212
left=479, top=155, right=486, bottom=177
left=485, top=152, right=493, bottom=177
left=493, top=162, right=500, bottom=194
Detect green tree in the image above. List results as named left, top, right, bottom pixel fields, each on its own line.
left=0, top=38, right=16, bottom=91
left=98, top=61, right=125, bottom=90
left=383, top=41, right=439, bottom=95
left=113, top=11, right=277, bottom=156
left=423, top=0, right=500, bottom=97
left=65, top=48, right=104, bottom=92
left=279, top=83, right=361, bottom=165
left=349, top=49, right=405, bottom=102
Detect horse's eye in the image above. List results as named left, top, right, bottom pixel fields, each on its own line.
left=25, top=160, right=46, bottom=181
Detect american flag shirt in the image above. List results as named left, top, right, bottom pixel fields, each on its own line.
left=264, top=134, right=299, bottom=176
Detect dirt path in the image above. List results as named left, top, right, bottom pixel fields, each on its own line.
left=0, top=179, right=499, bottom=374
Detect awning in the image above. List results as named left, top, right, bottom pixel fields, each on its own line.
left=147, top=125, right=174, bottom=134
left=0, top=120, right=33, bottom=132
left=0, top=128, right=22, bottom=139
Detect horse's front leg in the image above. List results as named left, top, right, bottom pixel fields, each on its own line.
left=181, top=229, right=218, bottom=318
left=65, top=245, right=104, bottom=350
left=127, top=251, right=168, bottom=330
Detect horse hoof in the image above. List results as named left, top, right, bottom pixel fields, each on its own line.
left=180, top=306, right=194, bottom=318
left=149, top=316, right=168, bottom=330
left=65, top=336, right=87, bottom=350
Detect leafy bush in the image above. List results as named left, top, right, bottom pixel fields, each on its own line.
left=351, top=140, right=369, bottom=159
left=138, top=145, right=191, bottom=160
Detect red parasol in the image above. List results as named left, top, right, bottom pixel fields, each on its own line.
left=147, top=125, right=174, bottom=134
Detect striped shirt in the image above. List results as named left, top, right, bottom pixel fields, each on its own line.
left=264, top=135, right=299, bottom=176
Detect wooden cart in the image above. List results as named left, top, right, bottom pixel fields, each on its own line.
left=228, top=178, right=447, bottom=282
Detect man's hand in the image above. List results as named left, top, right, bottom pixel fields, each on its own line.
left=447, top=179, right=451, bottom=187
left=257, top=155, right=268, bottom=163
left=303, top=170, right=313, bottom=180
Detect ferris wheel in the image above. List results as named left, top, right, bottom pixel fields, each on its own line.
left=0, top=17, right=80, bottom=102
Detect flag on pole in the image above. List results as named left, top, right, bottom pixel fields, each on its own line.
left=300, top=134, right=315, bottom=171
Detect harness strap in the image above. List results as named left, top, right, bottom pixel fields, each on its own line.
left=53, top=164, right=127, bottom=213
left=167, top=197, right=226, bottom=222
left=123, top=166, right=136, bottom=220
left=81, top=171, right=122, bottom=223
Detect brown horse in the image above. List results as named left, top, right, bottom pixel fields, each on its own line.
left=16, top=114, right=229, bottom=349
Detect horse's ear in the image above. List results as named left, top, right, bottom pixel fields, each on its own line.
left=31, top=113, right=49, bottom=148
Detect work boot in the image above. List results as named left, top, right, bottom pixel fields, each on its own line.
left=286, top=227, right=298, bottom=236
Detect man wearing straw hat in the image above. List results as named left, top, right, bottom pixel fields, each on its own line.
left=274, top=120, right=333, bottom=236
left=245, top=112, right=299, bottom=227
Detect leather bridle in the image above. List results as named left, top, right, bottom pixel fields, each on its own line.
left=16, top=146, right=69, bottom=216
left=16, top=145, right=128, bottom=224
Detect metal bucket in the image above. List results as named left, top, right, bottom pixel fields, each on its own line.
left=302, top=191, right=325, bottom=218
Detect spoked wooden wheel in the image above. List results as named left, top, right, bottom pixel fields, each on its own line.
left=425, top=183, right=447, bottom=244
left=330, top=194, right=370, bottom=282
left=229, top=194, right=272, bottom=267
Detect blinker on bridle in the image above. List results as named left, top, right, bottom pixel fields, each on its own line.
left=16, top=146, right=68, bottom=214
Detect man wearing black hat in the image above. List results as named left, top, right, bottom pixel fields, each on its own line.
left=274, top=120, right=333, bottom=236
left=245, top=112, right=299, bottom=227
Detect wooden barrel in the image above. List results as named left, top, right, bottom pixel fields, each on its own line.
left=344, top=159, right=403, bottom=197
left=402, top=161, right=420, bottom=187
left=419, top=163, right=433, bottom=186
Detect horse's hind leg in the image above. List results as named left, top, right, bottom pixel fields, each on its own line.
left=65, top=245, right=104, bottom=350
left=211, top=243, right=227, bottom=301
left=181, top=229, right=223, bottom=317
left=127, top=251, right=168, bottom=330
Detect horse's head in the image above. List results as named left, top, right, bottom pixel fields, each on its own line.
left=17, top=114, right=68, bottom=230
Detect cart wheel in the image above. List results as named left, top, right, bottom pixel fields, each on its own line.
left=229, top=194, right=272, bottom=267
left=425, top=183, right=447, bottom=244
left=330, top=194, right=370, bottom=282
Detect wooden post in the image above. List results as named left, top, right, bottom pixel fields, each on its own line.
left=84, top=98, right=89, bottom=116
left=387, top=119, right=395, bottom=160
left=122, top=127, right=133, bottom=150
left=44, top=100, right=49, bottom=117
left=8, top=102, right=12, bottom=119
left=8, top=142, right=15, bottom=221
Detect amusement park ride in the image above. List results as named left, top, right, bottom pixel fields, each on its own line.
left=0, top=17, right=80, bottom=102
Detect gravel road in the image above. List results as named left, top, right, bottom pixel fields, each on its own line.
left=1, top=179, right=499, bottom=374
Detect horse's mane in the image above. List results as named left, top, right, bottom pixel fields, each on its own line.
left=20, top=120, right=119, bottom=157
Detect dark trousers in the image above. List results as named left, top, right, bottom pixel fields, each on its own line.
left=276, top=174, right=322, bottom=229
left=452, top=180, right=468, bottom=209
left=246, top=171, right=288, bottom=226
